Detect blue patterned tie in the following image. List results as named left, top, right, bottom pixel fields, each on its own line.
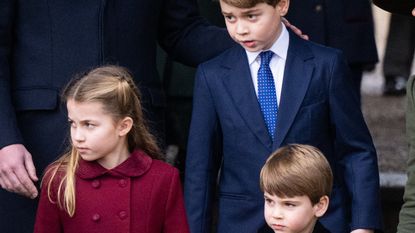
left=258, top=51, right=278, bottom=140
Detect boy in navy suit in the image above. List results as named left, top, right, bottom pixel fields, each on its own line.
left=184, top=0, right=383, bottom=232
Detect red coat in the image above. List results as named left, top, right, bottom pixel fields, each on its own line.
left=34, top=150, right=190, bottom=233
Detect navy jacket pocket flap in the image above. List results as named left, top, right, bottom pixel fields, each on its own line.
left=13, top=89, right=58, bottom=111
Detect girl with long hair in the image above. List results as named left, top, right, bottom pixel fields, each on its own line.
left=34, top=65, right=189, bottom=233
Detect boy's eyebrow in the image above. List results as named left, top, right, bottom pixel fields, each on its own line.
left=242, top=8, right=261, bottom=14
left=263, top=193, right=273, bottom=198
left=222, top=8, right=261, bottom=15
left=221, top=9, right=233, bottom=15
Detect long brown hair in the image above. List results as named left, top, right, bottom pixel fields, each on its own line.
left=44, top=65, right=162, bottom=216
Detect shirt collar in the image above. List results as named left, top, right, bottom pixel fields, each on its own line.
left=246, top=23, right=289, bottom=65
left=77, top=150, right=153, bottom=179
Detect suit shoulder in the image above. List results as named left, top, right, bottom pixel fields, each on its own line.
left=289, top=31, right=343, bottom=59
left=198, top=44, right=244, bottom=69
left=302, top=38, right=344, bottom=59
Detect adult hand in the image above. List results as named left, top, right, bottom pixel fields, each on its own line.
left=351, top=229, right=374, bottom=233
left=281, top=17, right=309, bottom=40
left=412, top=8, right=415, bottom=16
left=0, top=144, right=38, bottom=199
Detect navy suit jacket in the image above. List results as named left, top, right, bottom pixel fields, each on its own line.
left=184, top=32, right=383, bottom=233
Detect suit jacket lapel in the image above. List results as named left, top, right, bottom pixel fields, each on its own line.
left=274, top=32, right=315, bottom=149
left=221, top=46, right=273, bottom=149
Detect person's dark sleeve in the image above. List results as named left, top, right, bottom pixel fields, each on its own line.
left=0, top=0, right=24, bottom=149
left=184, top=65, right=220, bottom=233
left=328, top=51, right=383, bottom=231
left=157, top=0, right=235, bottom=66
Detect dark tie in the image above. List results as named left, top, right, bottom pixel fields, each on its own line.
left=257, top=51, right=278, bottom=140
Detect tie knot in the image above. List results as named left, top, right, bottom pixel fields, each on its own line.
left=260, top=51, right=274, bottom=66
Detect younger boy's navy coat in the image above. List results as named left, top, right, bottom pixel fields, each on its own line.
left=184, top=31, right=383, bottom=233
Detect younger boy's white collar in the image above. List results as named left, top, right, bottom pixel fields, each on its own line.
left=246, top=23, right=289, bottom=65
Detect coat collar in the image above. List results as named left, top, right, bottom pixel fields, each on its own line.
left=221, top=45, right=272, bottom=149
left=273, top=30, right=314, bottom=149
left=76, top=150, right=153, bottom=179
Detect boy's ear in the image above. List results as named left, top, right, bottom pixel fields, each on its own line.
left=277, top=0, right=290, bottom=16
left=118, top=117, right=133, bottom=136
left=313, top=195, right=329, bottom=218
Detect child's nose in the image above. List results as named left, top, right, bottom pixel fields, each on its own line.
left=271, top=207, right=283, bottom=219
left=72, top=129, right=85, bottom=142
left=236, top=21, right=248, bottom=35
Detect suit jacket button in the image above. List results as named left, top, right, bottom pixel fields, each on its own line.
left=118, top=179, right=127, bottom=187
left=91, top=180, right=100, bottom=189
left=118, top=210, right=127, bottom=220
left=92, top=214, right=101, bottom=222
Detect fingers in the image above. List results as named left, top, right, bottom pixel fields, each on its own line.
left=24, top=153, right=38, bottom=182
left=0, top=165, right=38, bottom=198
left=412, top=8, right=415, bottom=17
left=0, top=144, right=38, bottom=198
left=0, top=168, right=14, bottom=191
left=289, top=24, right=308, bottom=40
left=281, top=17, right=290, bottom=27
left=14, top=166, right=38, bottom=199
left=281, top=17, right=309, bottom=40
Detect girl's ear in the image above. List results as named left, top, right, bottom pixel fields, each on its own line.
left=118, top=117, right=133, bottom=136
left=313, top=195, right=329, bottom=218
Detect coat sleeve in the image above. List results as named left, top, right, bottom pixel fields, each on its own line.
left=0, top=0, right=24, bottom=148
left=328, top=51, right=383, bottom=231
left=397, top=75, right=415, bottom=233
left=157, top=0, right=234, bottom=66
left=33, top=173, right=63, bottom=233
left=163, top=168, right=190, bottom=233
left=184, top=66, right=220, bottom=233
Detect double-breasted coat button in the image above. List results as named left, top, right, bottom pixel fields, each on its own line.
left=92, top=214, right=101, bottom=222
left=91, top=180, right=100, bottom=189
left=118, top=210, right=127, bottom=220
left=119, top=179, right=127, bottom=188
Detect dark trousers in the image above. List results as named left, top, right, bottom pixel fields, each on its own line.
left=383, top=14, right=415, bottom=80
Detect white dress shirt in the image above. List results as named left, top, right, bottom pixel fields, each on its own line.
left=245, top=23, right=289, bottom=106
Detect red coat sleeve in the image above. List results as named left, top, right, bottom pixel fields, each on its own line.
left=163, top=168, right=190, bottom=233
left=33, top=172, right=63, bottom=233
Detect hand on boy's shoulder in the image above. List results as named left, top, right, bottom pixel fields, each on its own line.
left=351, top=229, right=374, bottom=233
left=281, top=17, right=309, bottom=40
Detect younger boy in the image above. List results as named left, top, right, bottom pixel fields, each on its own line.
left=184, top=0, right=383, bottom=232
left=260, top=144, right=332, bottom=233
